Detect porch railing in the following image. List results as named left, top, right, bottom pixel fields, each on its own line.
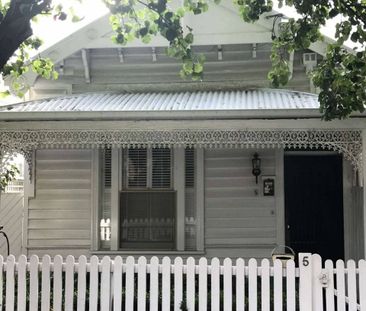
left=0, top=254, right=365, bottom=310
left=4, top=179, right=24, bottom=193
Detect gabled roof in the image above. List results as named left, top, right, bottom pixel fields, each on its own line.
left=0, top=89, right=321, bottom=120
left=15, top=2, right=339, bottom=87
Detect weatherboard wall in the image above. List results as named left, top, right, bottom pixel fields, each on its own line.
left=204, top=148, right=278, bottom=259
left=27, top=149, right=92, bottom=257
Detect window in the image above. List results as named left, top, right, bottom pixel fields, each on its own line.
left=121, top=147, right=174, bottom=249
left=126, top=148, right=172, bottom=189
left=120, top=191, right=175, bottom=249
left=98, top=146, right=201, bottom=252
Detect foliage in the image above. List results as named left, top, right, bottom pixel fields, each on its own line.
left=267, top=0, right=366, bottom=120
left=0, top=162, right=19, bottom=192
left=1, top=0, right=366, bottom=119
left=0, top=0, right=80, bottom=97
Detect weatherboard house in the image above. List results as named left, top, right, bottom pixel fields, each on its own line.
left=1, top=4, right=365, bottom=261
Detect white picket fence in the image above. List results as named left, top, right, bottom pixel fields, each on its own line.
left=0, top=254, right=365, bottom=311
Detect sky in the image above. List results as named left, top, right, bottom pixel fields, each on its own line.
left=32, top=0, right=108, bottom=50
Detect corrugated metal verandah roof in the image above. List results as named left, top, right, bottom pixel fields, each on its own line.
left=0, top=89, right=320, bottom=119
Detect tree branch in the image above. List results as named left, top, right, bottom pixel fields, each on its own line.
left=0, top=0, right=52, bottom=73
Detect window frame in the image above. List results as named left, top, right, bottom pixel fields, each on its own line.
left=94, top=146, right=205, bottom=254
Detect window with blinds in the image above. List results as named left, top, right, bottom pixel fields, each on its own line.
left=126, top=148, right=172, bottom=189
left=127, top=148, right=148, bottom=188
left=185, top=148, right=195, bottom=188
left=152, top=148, right=171, bottom=188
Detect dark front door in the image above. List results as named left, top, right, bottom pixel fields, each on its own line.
left=284, top=153, right=344, bottom=261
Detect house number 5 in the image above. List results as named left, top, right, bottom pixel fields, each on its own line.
left=302, top=256, right=310, bottom=267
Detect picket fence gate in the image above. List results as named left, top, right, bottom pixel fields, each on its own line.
left=0, top=253, right=365, bottom=311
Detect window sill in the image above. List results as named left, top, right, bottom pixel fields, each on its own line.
left=91, top=250, right=206, bottom=256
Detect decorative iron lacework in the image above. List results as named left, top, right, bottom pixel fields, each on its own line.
left=0, top=129, right=362, bottom=177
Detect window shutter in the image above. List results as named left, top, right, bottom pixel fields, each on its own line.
left=127, top=148, right=147, bottom=188
left=152, top=148, right=171, bottom=188
left=103, top=148, right=112, bottom=188
left=185, top=148, right=195, bottom=188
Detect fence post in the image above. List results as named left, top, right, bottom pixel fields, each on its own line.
left=299, top=253, right=313, bottom=311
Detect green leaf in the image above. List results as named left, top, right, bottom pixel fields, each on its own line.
left=0, top=91, right=10, bottom=99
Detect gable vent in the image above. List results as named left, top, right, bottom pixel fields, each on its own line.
left=152, top=148, right=172, bottom=189
left=127, top=148, right=147, bottom=188
left=185, top=148, right=195, bottom=188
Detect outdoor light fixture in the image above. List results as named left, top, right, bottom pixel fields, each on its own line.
left=252, top=153, right=261, bottom=184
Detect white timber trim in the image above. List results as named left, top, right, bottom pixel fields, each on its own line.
left=90, top=149, right=100, bottom=251
left=275, top=148, right=285, bottom=246
left=1, top=119, right=365, bottom=130
left=343, top=157, right=353, bottom=260
left=81, top=49, right=91, bottom=84
left=363, top=130, right=366, bottom=258
left=23, top=150, right=35, bottom=198
left=22, top=150, right=35, bottom=255
left=195, top=147, right=205, bottom=251
left=110, top=147, right=121, bottom=251
left=174, top=147, right=185, bottom=251
left=288, top=51, right=294, bottom=80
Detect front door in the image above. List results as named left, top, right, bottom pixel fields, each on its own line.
left=284, top=153, right=344, bottom=261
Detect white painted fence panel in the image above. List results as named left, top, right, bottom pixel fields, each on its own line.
left=0, top=254, right=364, bottom=311
left=149, top=256, right=159, bottom=311
left=336, top=259, right=346, bottom=311
left=261, top=258, right=270, bottom=311
left=223, top=258, right=232, bottom=311
left=101, top=256, right=111, bottom=311
left=312, top=254, right=323, bottom=311
left=360, top=260, right=366, bottom=311
left=347, top=260, right=357, bottom=311
left=53, top=255, right=63, bottom=311
left=77, top=255, right=87, bottom=311
left=236, top=258, right=245, bottom=311
left=41, top=255, right=51, bottom=311
left=286, top=259, right=296, bottom=311
left=186, top=257, right=195, bottom=311
left=125, top=256, right=135, bottom=310
left=325, top=260, right=335, bottom=311
left=273, top=259, right=283, bottom=311
left=137, top=256, right=147, bottom=311
left=198, top=257, right=208, bottom=311
left=174, top=257, right=183, bottom=311
left=162, top=257, right=171, bottom=311
left=65, top=255, right=75, bottom=311
left=5, top=255, right=15, bottom=311
left=17, top=255, right=26, bottom=311
left=89, top=255, right=99, bottom=311
left=113, top=256, right=123, bottom=311
left=211, top=257, right=220, bottom=311
left=248, top=258, right=257, bottom=311
left=29, top=255, right=39, bottom=311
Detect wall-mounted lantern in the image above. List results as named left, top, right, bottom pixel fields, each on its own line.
left=252, top=153, right=261, bottom=184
